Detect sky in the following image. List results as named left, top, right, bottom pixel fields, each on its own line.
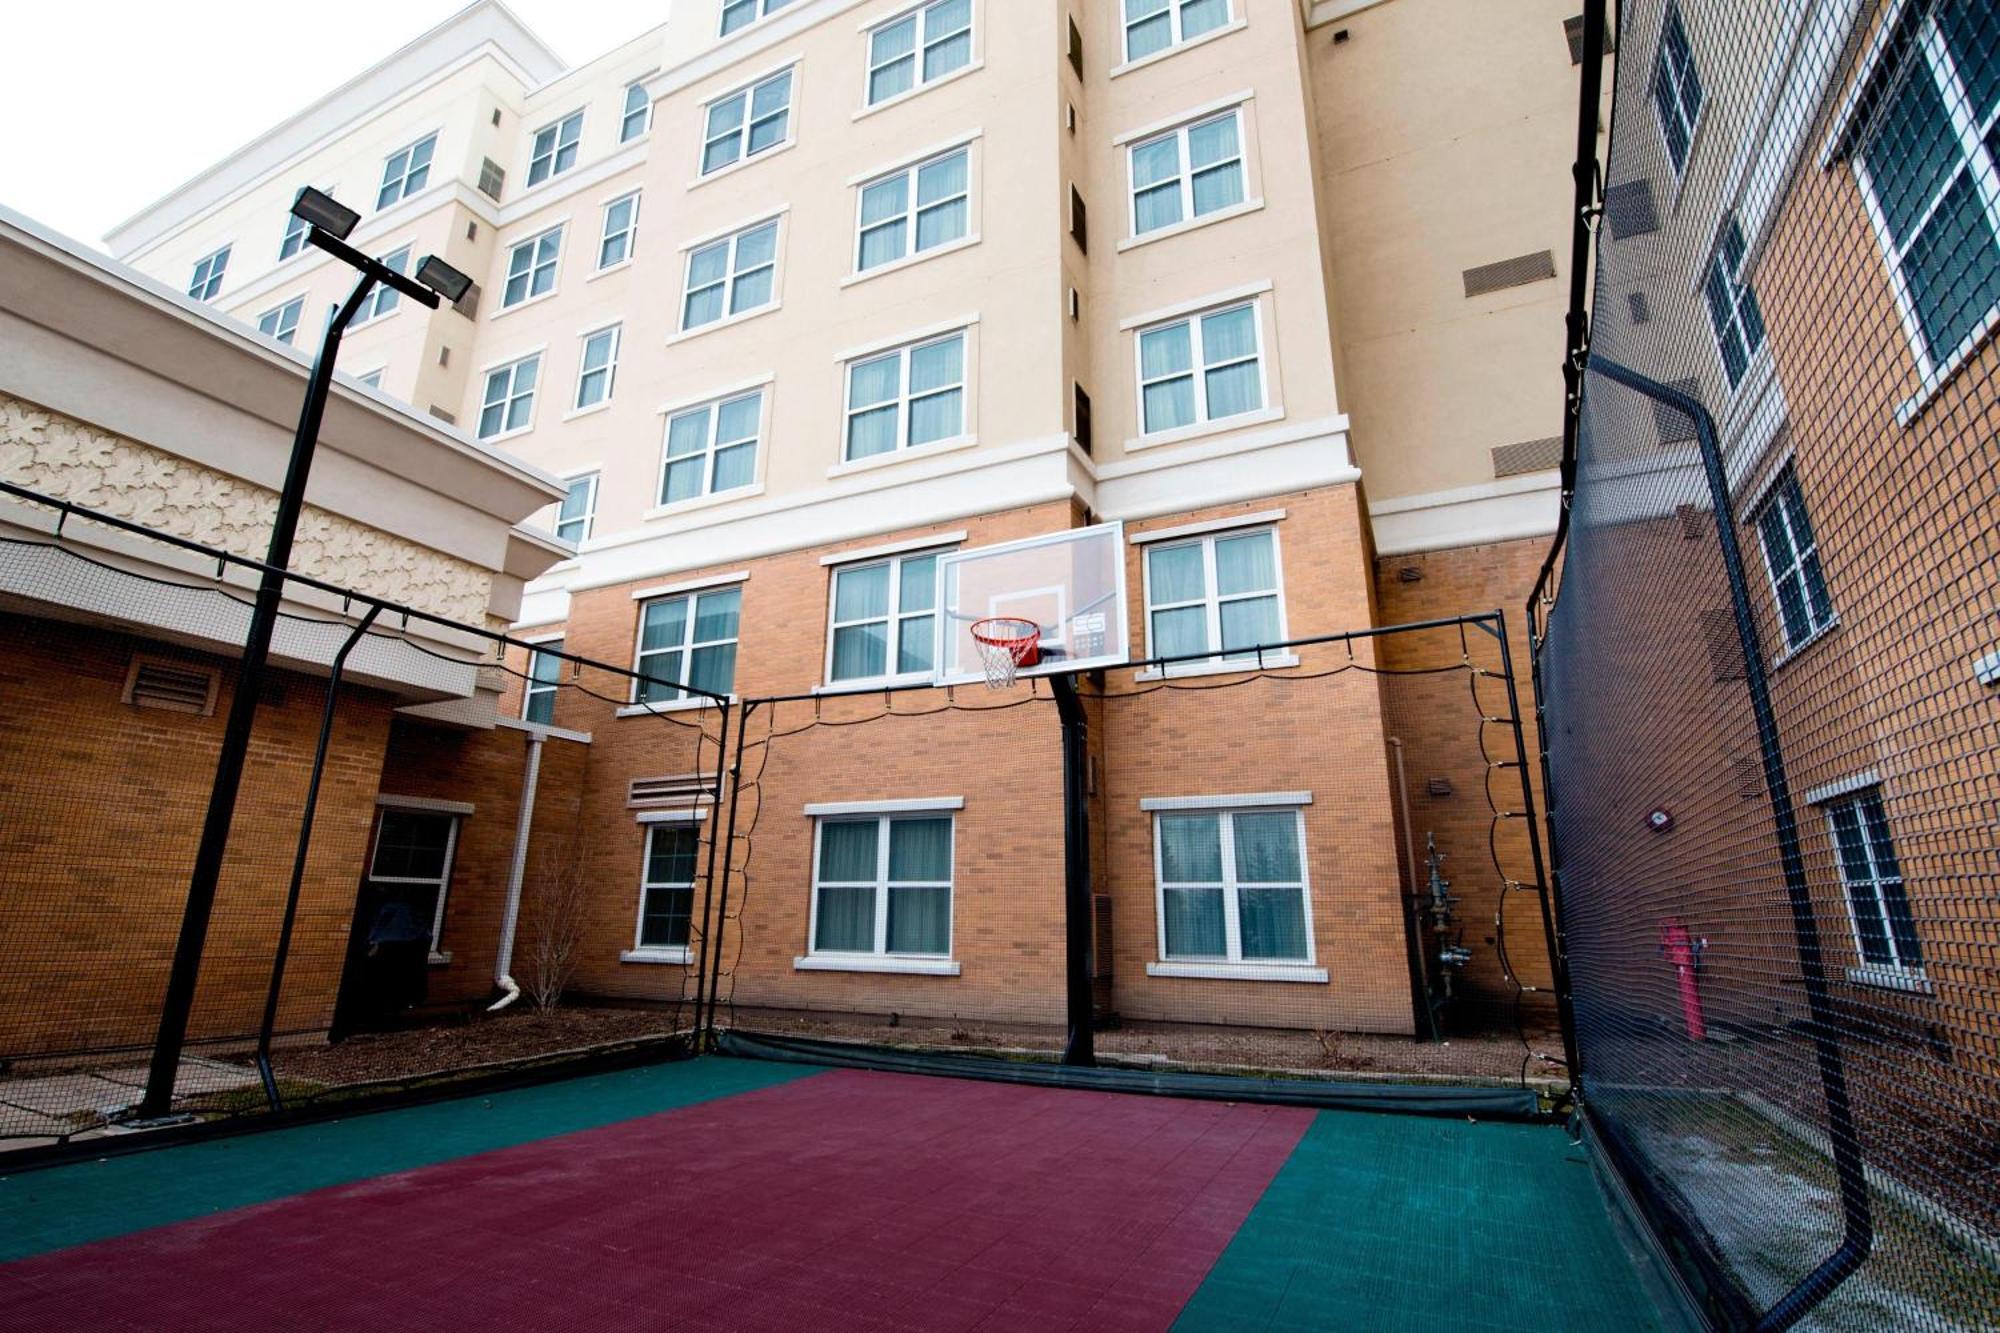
left=0, top=2, right=659, bottom=251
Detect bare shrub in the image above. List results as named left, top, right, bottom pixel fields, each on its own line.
left=525, top=834, right=590, bottom=1011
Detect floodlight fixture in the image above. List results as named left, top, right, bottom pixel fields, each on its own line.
left=415, top=254, right=473, bottom=305
left=289, top=186, right=359, bottom=241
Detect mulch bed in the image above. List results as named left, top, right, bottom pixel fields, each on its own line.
left=263, top=1006, right=687, bottom=1089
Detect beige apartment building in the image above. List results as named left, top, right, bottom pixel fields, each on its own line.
left=96, top=0, right=1594, bottom=1039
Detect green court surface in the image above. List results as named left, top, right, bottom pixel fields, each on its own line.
left=1176, top=1110, right=1663, bottom=1332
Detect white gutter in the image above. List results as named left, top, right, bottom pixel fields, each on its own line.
left=488, top=730, right=545, bottom=1011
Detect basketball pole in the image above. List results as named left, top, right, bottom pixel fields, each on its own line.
left=1050, top=672, right=1096, bottom=1067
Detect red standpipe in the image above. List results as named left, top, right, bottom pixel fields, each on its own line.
left=1660, top=918, right=1705, bottom=1041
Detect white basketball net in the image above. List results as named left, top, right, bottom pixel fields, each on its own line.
left=971, top=619, right=1039, bottom=689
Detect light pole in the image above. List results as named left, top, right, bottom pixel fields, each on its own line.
left=137, top=189, right=472, bottom=1120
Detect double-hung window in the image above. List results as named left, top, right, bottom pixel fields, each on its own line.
left=478, top=353, right=541, bottom=440
left=827, top=550, right=945, bottom=683
left=620, top=82, right=652, bottom=142
left=866, top=0, right=974, bottom=106
left=635, top=587, right=741, bottom=704
left=1145, top=528, right=1283, bottom=664
left=1703, top=216, right=1766, bottom=388
left=377, top=133, right=436, bottom=209
left=1753, top=467, right=1833, bottom=652
left=635, top=822, right=699, bottom=953
left=188, top=246, right=230, bottom=301
left=1154, top=806, right=1313, bottom=966
left=503, top=227, right=563, bottom=308
left=720, top=0, right=791, bottom=36
left=279, top=207, right=310, bottom=261
left=354, top=247, right=411, bottom=324
left=575, top=326, right=620, bottom=410
left=555, top=473, right=597, bottom=543
left=857, top=147, right=970, bottom=271
left=366, top=808, right=460, bottom=954
left=527, top=111, right=584, bottom=187
left=811, top=815, right=954, bottom=959
left=1826, top=788, right=1922, bottom=978
left=523, top=639, right=562, bottom=725
left=1137, top=301, right=1263, bottom=435
left=257, top=296, right=304, bottom=346
left=845, top=330, right=967, bottom=460
left=1129, top=109, right=1244, bottom=236
left=662, top=390, right=762, bottom=505
left=599, top=192, right=641, bottom=269
left=701, top=68, right=794, bottom=175
left=681, top=219, right=778, bottom=330
left=1123, top=0, right=1231, bottom=64
left=1652, top=1, right=1703, bottom=175
left=1854, top=3, right=2000, bottom=376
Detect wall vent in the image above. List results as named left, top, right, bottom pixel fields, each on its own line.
left=1604, top=180, right=1660, bottom=239
left=478, top=158, right=505, bottom=201
left=428, top=405, right=457, bottom=425
left=629, top=774, right=714, bottom=807
left=1699, top=609, right=1748, bottom=682
left=1564, top=14, right=1615, bottom=64
left=1491, top=436, right=1562, bottom=478
left=1067, top=286, right=1081, bottom=321
left=1627, top=290, right=1651, bottom=325
left=122, top=658, right=218, bottom=716
left=1462, top=250, right=1556, bottom=298
left=1675, top=502, right=1706, bottom=540
left=454, top=283, right=481, bottom=320
left=1091, top=894, right=1113, bottom=979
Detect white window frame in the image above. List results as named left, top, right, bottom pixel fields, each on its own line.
left=279, top=208, right=310, bottom=262
left=853, top=145, right=973, bottom=273
left=188, top=245, right=230, bottom=301
left=478, top=352, right=543, bottom=441
left=522, top=636, right=563, bottom=725
left=619, top=81, right=653, bottom=142
left=501, top=226, right=564, bottom=310
left=679, top=217, right=781, bottom=332
left=699, top=66, right=796, bottom=177
left=1126, top=107, right=1245, bottom=238
left=629, top=816, right=703, bottom=962
left=1132, top=299, right=1267, bottom=437
left=1121, top=0, right=1235, bottom=66
left=366, top=807, right=461, bottom=955
left=1823, top=787, right=1923, bottom=981
left=865, top=0, right=977, bottom=109
left=842, top=328, right=969, bottom=461
left=1141, top=525, right=1288, bottom=668
left=1702, top=215, right=1766, bottom=390
left=805, top=813, right=956, bottom=963
left=555, top=472, right=597, bottom=543
left=823, top=547, right=953, bottom=687
left=574, top=324, right=621, bottom=411
left=257, top=295, right=305, bottom=346
left=354, top=368, right=386, bottom=390
left=720, top=0, right=791, bottom=37
left=633, top=585, right=742, bottom=705
left=352, top=247, right=411, bottom=325
left=1753, top=466, right=1834, bottom=653
left=1850, top=8, right=2000, bottom=391
left=1651, top=0, right=1703, bottom=178
left=377, top=132, right=437, bottom=209
left=1149, top=803, right=1318, bottom=974
left=659, top=389, right=765, bottom=507
left=527, top=109, right=584, bottom=187
left=598, top=191, right=641, bottom=270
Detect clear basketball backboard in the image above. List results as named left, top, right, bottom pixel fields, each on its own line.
left=935, top=523, right=1129, bottom=684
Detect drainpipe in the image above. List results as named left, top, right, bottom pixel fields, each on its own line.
left=489, top=730, right=545, bottom=1012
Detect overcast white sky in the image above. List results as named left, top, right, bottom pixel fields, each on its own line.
left=0, top=3, right=660, bottom=251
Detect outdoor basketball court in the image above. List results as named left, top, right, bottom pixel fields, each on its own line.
left=0, top=1055, right=1664, bottom=1331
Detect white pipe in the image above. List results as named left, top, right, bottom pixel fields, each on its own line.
left=488, top=730, right=544, bottom=1012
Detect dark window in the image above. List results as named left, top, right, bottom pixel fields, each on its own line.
left=1070, top=186, right=1088, bottom=252
left=1827, top=789, right=1920, bottom=973
left=1068, top=18, right=1084, bottom=77
left=1074, top=384, right=1093, bottom=454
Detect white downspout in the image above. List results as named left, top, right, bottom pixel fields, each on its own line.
left=488, top=730, right=545, bottom=1012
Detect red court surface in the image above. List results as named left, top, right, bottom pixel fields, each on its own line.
left=0, top=1068, right=1312, bottom=1332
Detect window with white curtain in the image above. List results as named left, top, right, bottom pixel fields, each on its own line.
left=636, top=822, right=699, bottom=952
left=502, top=227, right=563, bottom=308
left=1651, top=1, right=1703, bottom=175
left=279, top=207, right=310, bottom=261
left=1154, top=807, right=1311, bottom=964
left=1136, top=301, right=1263, bottom=435
left=599, top=192, right=641, bottom=269
left=866, top=0, right=974, bottom=106
left=555, top=474, right=596, bottom=544
left=661, top=390, right=762, bottom=505
left=720, top=0, right=792, bottom=36
left=845, top=331, right=967, bottom=460
left=620, top=82, right=653, bottom=142
left=811, top=816, right=954, bottom=958
left=575, top=325, right=620, bottom=410
left=635, top=587, right=741, bottom=704
left=188, top=245, right=230, bottom=301
left=1753, top=467, right=1833, bottom=652
left=1129, top=109, right=1244, bottom=236
left=354, top=247, right=411, bottom=324
left=1145, top=527, right=1284, bottom=664
left=856, top=147, right=970, bottom=271
left=681, top=219, right=779, bottom=330
left=701, top=68, right=794, bottom=175
left=1826, top=788, right=1921, bottom=976
left=376, top=132, right=436, bottom=209
left=1123, top=0, right=1231, bottom=64
left=478, top=353, right=541, bottom=440
left=523, top=639, right=562, bottom=725
left=257, top=296, right=304, bottom=346
left=1703, top=215, right=1765, bottom=389
left=528, top=111, right=583, bottom=187
left=826, top=550, right=946, bottom=683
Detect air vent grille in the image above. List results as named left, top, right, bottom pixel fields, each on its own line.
left=1462, top=250, right=1556, bottom=297
left=123, top=659, right=218, bottom=715
left=1492, top=436, right=1562, bottom=478
left=629, top=774, right=715, bottom=807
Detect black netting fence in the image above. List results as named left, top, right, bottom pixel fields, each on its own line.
left=1536, top=0, right=2000, bottom=1327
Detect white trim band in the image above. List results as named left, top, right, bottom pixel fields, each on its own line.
left=804, top=797, right=965, bottom=816
left=1140, top=791, right=1312, bottom=811
left=793, top=955, right=962, bottom=976
left=1145, top=961, right=1328, bottom=983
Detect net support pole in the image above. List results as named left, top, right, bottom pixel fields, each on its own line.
left=1051, top=673, right=1095, bottom=1067
left=1588, top=354, right=1872, bottom=1330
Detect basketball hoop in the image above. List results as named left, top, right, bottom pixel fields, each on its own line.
left=969, top=617, right=1041, bottom=689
